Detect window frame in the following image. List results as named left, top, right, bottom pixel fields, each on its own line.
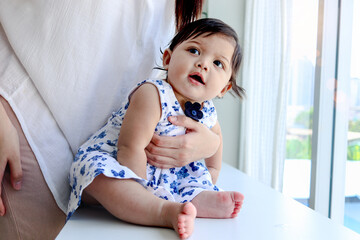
left=309, top=0, right=338, bottom=217
left=310, top=0, right=354, bottom=224
left=330, top=0, right=353, bottom=223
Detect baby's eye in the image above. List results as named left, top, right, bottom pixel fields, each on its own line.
left=189, top=48, right=200, bottom=55
left=214, top=60, right=223, bottom=69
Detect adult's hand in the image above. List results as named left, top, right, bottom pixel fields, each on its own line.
left=0, top=101, right=22, bottom=216
left=146, top=115, right=220, bottom=169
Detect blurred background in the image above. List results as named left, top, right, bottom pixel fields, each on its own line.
left=205, top=0, right=360, bottom=234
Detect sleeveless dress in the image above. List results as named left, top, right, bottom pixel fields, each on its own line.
left=66, top=79, right=219, bottom=220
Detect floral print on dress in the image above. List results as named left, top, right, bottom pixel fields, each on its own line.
left=66, top=79, right=218, bottom=220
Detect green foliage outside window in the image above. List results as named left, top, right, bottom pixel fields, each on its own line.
left=348, top=119, right=360, bottom=161
left=348, top=144, right=360, bottom=161
left=286, top=137, right=360, bottom=161
left=286, top=137, right=312, bottom=159
left=286, top=108, right=360, bottom=161
left=349, top=119, right=360, bottom=132
left=294, top=107, right=313, bottom=129
left=286, top=108, right=313, bottom=159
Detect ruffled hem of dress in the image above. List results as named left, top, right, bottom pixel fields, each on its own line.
left=66, top=164, right=145, bottom=221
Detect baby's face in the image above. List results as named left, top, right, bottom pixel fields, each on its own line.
left=164, top=33, right=234, bottom=105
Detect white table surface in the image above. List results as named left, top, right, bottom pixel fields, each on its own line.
left=57, top=163, right=360, bottom=240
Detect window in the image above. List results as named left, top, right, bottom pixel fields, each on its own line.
left=284, top=0, right=360, bottom=234
left=283, top=0, right=318, bottom=207
left=344, top=0, right=360, bottom=233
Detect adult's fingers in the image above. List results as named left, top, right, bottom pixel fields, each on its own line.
left=145, top=149, right=183, bottom=168
left=0, top=194, right=4, bottom=216
left=8, top=155, right=22, bottom=190
left=0, top=155, right=22, bottom=217
left=146, top=139, right=177, bottom=155
left=168, top=115, right=201, bottom=130
left=0, top=159, right=6, bottom=216
left=150, top=134, right=185, bottom=149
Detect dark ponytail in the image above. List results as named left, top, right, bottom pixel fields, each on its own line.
left=175, top=0, right=204, bottom=32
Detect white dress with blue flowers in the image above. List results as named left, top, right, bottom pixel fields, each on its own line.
left=66, top=79, right=219, bottom=220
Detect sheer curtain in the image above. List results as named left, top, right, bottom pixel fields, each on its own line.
left=238, top=0, right=292, bottom=191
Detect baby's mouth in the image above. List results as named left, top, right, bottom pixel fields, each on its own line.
left=189, top=73, right=205, bottom=85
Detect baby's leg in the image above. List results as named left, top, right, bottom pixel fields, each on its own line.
left=84, top=175, right=197, bottom=239
left=191, top=191, right=244, bottom=219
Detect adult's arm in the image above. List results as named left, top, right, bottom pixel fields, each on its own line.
left=0, top=99, right=22, bottom=216
left=146, top=115, right=221, bottom=169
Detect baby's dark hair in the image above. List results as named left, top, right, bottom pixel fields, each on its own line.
left=169, top=18, right=245, bottom=99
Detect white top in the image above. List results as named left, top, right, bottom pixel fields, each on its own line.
left=0, top=0, right=175, bottom=212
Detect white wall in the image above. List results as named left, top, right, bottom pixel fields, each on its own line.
left=207, top=0, right=246, bottom=168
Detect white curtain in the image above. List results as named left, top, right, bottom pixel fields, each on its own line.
left=239, top=0, right=292, bottom=191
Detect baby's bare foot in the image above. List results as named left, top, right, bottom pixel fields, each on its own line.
left=175, top=202, right=197, bottom=239
left=191, top=191, right=244, bottom=218
left=231, top=195, right=243, bottom=218
left=163, top=201, right=197, bottom=239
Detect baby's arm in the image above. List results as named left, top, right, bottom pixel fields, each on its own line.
left=204, top=121, right=223, bottom=184
left=116, top=83, right=161, bottom=179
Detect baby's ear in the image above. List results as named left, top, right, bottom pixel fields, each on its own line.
left=218, top=82, right=232, bottom=98
left=162, top=49, right=172, bottom=70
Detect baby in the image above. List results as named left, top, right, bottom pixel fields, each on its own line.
left=68, top=18, right=245, bottom=239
